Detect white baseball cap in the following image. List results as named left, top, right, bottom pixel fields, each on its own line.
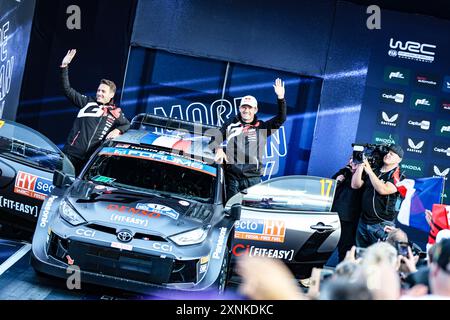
left=239, top=95, right=258, bottom=108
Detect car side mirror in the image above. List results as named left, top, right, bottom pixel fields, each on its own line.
left=53, top=170, right=74, bottom=188
left=225, top=203, right=241, bottom=221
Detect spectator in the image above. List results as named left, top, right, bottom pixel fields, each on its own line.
left=60, top=49, right=130, bottom=174
left=351, top=144, right=405, bottom=247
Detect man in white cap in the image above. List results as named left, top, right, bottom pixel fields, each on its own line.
left=211, top=78, right=286, bottom=199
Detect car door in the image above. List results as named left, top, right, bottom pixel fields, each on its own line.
left=227, top=175, right=340, bottom=277
left=0, top=119, right=74, bottom=236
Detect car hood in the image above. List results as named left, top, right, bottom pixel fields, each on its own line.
left=65, top=180, right=213, bottom=236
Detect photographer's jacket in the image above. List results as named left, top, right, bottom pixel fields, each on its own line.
left=361, top=166, right=404, bottom=224
left=61, top=67, right=130, bottom=160
left=211, top=98, right=286, bottom=178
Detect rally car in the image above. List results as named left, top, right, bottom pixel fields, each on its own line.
left=0, top=115, right=340, bottom=294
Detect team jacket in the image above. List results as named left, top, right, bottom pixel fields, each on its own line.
left=61, top=67, right=130, bottom=160
left=210, top=98, right=286, bottom=178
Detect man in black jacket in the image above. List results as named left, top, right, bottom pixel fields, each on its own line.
left=60, top=49, right=130, bottom=175
left=211, top=78, right=287, bottom=199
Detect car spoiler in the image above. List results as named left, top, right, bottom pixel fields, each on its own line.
left=130, top=113, right=220, bottom=136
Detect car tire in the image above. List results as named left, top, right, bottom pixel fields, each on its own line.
left=217, top=246, right=230, bottom=294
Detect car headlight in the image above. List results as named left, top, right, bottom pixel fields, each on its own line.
left=60, top=200, right=85, bottom=226
left=169, top=228, right=208, bottom=246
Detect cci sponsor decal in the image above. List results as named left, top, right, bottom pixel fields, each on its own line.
left=383, top=66, right=410, bottom=85
left=40, top=195, right=58, bottom=228
left=372, top=131, right=398, bottom=145
left=380, top=89, right=405, bottom=104
left=212, top=227, right=227, bottom=259
left=400, top=159, right=425, bottom=178
left=136, top=203, right=179, bottom=220
left=388, top=38, right=436, bottom=63
left=14, top=171, right=54, bottom=201
left=405, top=138, right=425, bottom=155
left=436, top=120, right=450, bottom=138
left=432, top=141, right=450, bottom=160
left=75, top=229, right=96, bottom=238
left=106, top=204, right=161, bottom=218
left=406, top=116, right=431, bottom=132
left=442, top=76, right=450, bottom=93
left=410, top=93, right=435, bottom=112
left=0, top=196, right=39, bottom=217
left=378, top=111, right=399, bottom=127
left=415, top=73, right=439, bottom=88
left=234, top=219, right=286, bottom=243
left=430, top=164, right=449, bottom=181
left=232, top=244, right=294, bottom=261
left=152, top=242, right=173, bottom=252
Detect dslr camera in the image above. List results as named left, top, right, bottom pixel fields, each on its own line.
left=351, top=143, right=390, bottom=170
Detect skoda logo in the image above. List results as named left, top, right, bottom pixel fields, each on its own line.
left=117, top=230, right=133, bottom=243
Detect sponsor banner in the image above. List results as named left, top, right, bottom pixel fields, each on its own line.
left=136, top=203, right=179, bottom=220
left=404, top=137, right=426, bottom=155
left=429, top=164, right=450, bottom=181
left=380, top=89, right=405, bottom=105
left=378, top=110, right=400, bottom=128
left=432, top=141, right=450, bottom=160
left=441, top=100, right=450, bottom=113
left=442, top=76, right=450, bottom=93
left=405, top=115, right=431, bottom=132
left=0, top=196, right=38, bottom=217
left=234, top=219, right=286, bottom=243
left=14, top=171, right=54, bottom=200
left=388, top=38, right=436, bottom=63
left=232, top=243, right=294, bottom=261
left=99, top=147, right=217, bottom=177
left=400, top=159, right=425, bottom=178
left=410, top=93, right=436, bottom=112
left=435, top=120, right=450, bottom=138
left=372, top=131, right=399, bottom=145
left=383, top=66, right=410, bottom=85
left=414, top=72, right=439, bottom=88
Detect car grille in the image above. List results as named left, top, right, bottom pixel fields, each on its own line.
left=47, top=232, right=197, bottom=285
left=87, top=223, right=167, bottom=242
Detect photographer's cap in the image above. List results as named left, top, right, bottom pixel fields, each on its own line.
left=434, top=238, right=450, bottom=274
left=388, top=144, right=404, bottom=158
left=239, top=95, right=258, bottom=108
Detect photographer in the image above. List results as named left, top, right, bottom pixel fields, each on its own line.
left=351, top=144, right=405, bottom=248
left=332, top=158, right=363, bottom=262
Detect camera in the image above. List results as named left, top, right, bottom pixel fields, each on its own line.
left=351, top=143, right=390, bottom=170
left=395, top=241, right=410, bottom=257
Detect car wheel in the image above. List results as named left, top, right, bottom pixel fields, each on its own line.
left=217, top=246, right=230, bottom=294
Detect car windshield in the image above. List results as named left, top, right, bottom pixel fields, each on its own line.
left=83, top=146, right=217, bottom=203
left=0, top=120, right=66, bottom=171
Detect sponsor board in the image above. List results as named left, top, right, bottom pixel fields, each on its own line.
left=441, top=100, right=450, bottom=113
left=380, top=89, right=405, bottom=105
left=405, top=137, right=426, bottom=155
left=400, top=159, right=425, bottom=178
left=14, top=171, right=54, bottom=201
left=430, top=164, right=449, bottom=181
left=442, top=76, right=450, bottom=93
left=232, top=243, right=294, bottom=261
left=136, top=203, right=179, bottom=220
left=405, top=115, right=431, bottom=132
left=410, top=93, right=436, bottom=112
left=436, top=120, right=450, bottom=138
left=212, top=227, right=227, bottom=259
left=388, top=38, right=436, bottom=63
left=372, top=131, right=399, bottom=145
left=415, top=73, right=439, bottom=88
left=234, top=219, right=286, bottom=243
left=383, top=66, right=410, bottom=85
left=432, top=141, right=450, bottom=160
left=378, top=111, right=400, bottom=127
left=0, top=196, right=39, bottom=217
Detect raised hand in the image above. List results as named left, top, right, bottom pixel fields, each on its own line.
left=61, top=49, right=77, bottom=67
left=273, top=78, right=285, bottom=99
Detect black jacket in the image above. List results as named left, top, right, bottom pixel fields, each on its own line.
left=210, top=98, right=286, bottom=178
left=61, top=67, right=130, bottom=160
left=331, top=165, right=363, bottom=222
